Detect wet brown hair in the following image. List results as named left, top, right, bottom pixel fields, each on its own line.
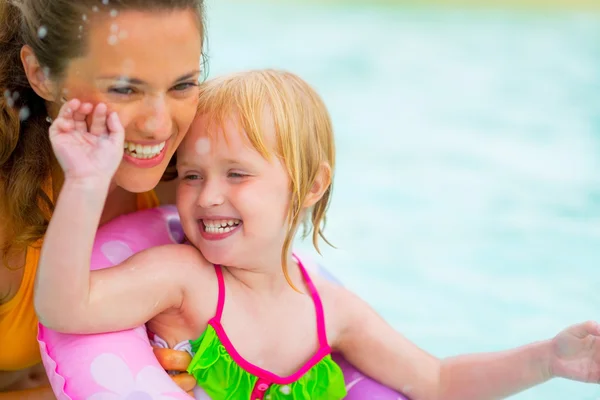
left=0, top=0, right=206, bottom=265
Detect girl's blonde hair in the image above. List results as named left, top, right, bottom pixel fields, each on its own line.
left=196, top=69, right=335, bottom=287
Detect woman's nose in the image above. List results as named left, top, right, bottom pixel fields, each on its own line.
left=136, top=94, right=173, bottom=139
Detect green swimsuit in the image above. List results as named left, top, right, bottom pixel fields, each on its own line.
left=187, top=258, right=347, bottom=399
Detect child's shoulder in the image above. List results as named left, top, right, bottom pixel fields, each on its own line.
left=135, top=243, right=214, bottom=275
left=300, top=263, right=353, bottom=343
left=149, top=242, right=207, bottom=259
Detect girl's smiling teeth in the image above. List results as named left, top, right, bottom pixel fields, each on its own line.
left=123, top=140, right=166, bottom=159
left=203, top=219, right=241, bottom=233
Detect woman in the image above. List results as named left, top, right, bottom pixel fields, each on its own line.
left=0, top=0, right=206, bottom=397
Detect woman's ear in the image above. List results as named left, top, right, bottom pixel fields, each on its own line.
left=303, top=162, right=332, bottom=208
left=20, top=45, right=57, bottom=101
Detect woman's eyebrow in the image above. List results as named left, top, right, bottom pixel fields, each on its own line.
left=174, top=70, right=201, bottom=83
left=96, top=75, right=146, bottom=85
left=96, top=70, right=201, bottom=85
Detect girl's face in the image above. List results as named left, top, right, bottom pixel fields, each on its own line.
left=176, top=113, right=292, bottom=269
left=57, top=10, right=203, bottom=193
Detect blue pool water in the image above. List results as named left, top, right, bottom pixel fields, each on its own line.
left=205, top=2, right=600, bottom=398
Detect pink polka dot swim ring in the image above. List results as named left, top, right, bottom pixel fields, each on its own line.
left=37, top=205, right=408, bottom=399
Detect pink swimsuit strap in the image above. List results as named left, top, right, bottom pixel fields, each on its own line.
left=212, top=254, right=329, bottom=348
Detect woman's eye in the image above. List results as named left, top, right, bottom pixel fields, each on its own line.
left=172, top=82, right=198, bottom=92
left=182, top=174, right=200, bottom=181
left=109, top=87, right=135, bottom=96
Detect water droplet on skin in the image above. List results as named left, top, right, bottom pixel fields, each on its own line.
left=144, top=118, right=159, bottom=132
left=107, top=35, right=118, bottom=45
left=110, top=9, right=118, bottom=17
left=42, top=67, right=51, bottom=80
left=118, top=30, right=128, bottom=39
left=82, top=14, right=87, bottom=21
left=110, top=23, right=118, bottom=33
left=279, top=385, right=291, bottom=395
left=37, top=25, right=47, bottom=39
left=195, top=137, right=211, bottom=155
left=102, top=0, right=109, bottom=4
left=121, top=58, right=134, bottom=74
left=19, top=106, right=30, bottom=121
left=79, top=25, right=83, bottom=31
left=92, top=6, right=99, bottom=12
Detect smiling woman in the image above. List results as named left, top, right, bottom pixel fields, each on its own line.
left=0, top=0, right=206, bottom=398
left=48, top=8, right=204, bottom=192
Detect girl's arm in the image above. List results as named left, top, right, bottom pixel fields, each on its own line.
left=34, top=99, right=210, bottom=334
left=331, top=285, right=440, bottom=399
left=439, top=342, right=551, bottom=400
left=334, top=284, right=598, bottom=400
left=34, top=177, right=205, bottom=334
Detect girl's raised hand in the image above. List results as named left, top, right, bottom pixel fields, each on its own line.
left=49, top=99, right=124, bottom=182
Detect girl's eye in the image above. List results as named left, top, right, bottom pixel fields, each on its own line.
left=228, top=172, right=247, bottom=179
left=182, top=174, right=201, bottom=181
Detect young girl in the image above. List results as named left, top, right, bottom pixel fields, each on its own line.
left=36, top=69, right=599, bottom=400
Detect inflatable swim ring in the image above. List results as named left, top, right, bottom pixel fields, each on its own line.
left=38, top=205, right=409, bottom=399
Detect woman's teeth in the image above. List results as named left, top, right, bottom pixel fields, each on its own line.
left=124, top=141, right=165, bottom=159
left=203, top=219, right=241, bottom=234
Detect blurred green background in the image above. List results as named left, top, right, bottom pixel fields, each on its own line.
left=204, top=0, right=600, bottom=398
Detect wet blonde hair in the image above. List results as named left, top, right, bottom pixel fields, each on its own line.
left=196, top=69, right=335, bottom=287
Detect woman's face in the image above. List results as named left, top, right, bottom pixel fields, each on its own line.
left=57, top=9, right=202, bottom=193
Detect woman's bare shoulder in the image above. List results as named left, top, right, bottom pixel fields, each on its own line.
left=0, top=222, right=28, bottom=305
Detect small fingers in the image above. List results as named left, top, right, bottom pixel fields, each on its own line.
left=591, top=321, right=600, bottom=336
left=569, top=321, right=600, bottom=339
left=89, top=103, right=108, bottom=136
left=49, top=99, right=80, bottom=137
left=106, top=111, right=125, bottom=140
left=56, top=118, right=74, bottom=132
left=72, top=102, right=93, bottom=121
left=73, top=102, right=94, bottom=132
left=171, top=373, right=196, bottom=392
left=106, top=111, right=125, bottom=146
left=58, top=98, right=81, bottom=120
left=153, top=347, right=192, bottom=371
